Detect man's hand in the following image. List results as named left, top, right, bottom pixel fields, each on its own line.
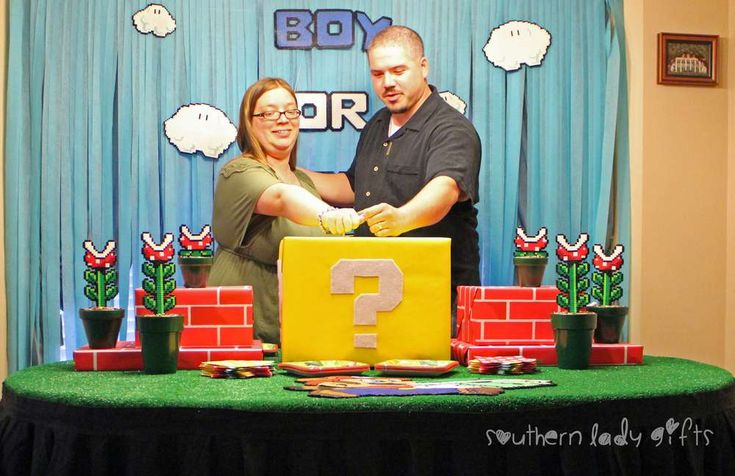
left=359, top=176, right=461, bottom=237
left=359, top=203, right=410, bottom=237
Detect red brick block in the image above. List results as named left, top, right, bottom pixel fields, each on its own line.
left=96, top=349, right=143, bottom=370
left=73, top=352, right=94, bottom=370
left=534, top=320, right=554, bottom=340
left=589, top=345, right=626, bottom=365
left=449, top=339, right=468, bottom=365
left=73, top=341, right=265, bottom=371
left=456, top=286, right=481, bottom=310
left=472, top=300, right=508, bottom=319
left=219, top=287, right=254, bottom=305
left=522, top=346, right=558, bottom=365
left=246, top=305, right=253, bottom=325
left=482, top=321, right=533, bottom=340
left=626, top=345, right=644, bottom=364
left=134, top=306, right=190, bottom=320
left=73, top=342, right=143, bottom=371
left=177, top=350, right=210, bottom=369
left=462, top=318, right=483, bottom=343
left=180, top=326, right=218, bottom=347
left=190, top=306, right=246, bottom=326
left=210, top=348, right=264, bottom=361
left=220, top=326, right=254, bottom=346
left=509, top=301, right=558, bottom=319
left=171, top=306, right=192, bottom=321
left=175, top=288, right=218, bottom=305
left=467, top=346, right=523, bottom=359
left=135, top=306, right=154, bottom=316
left=482, top=287, right=534, bottom=300
left=534, top=287, right=560, bottom=300
left=454, top=341, right=644, bottom=366
left=134, top=288, right=145, bottom=305
left=486, top=339, right=554, bottom=346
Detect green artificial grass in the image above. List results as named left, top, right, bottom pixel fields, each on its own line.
left=3, top=356, right=732, bottom=414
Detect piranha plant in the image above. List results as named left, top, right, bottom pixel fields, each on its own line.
left=137, top=232, right=184, bottom=374
left=550, top=233, right=597, bottom=369
left=587, top=244, right=628, bottom=343
left=79, top=240, right=125, bottom=349
left=513, top=226, right=549, bottom=287
left=555, top=233, right=591, bottom=313
left=178, top=224, right=214, bottom=288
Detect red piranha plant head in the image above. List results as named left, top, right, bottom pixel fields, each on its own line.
left=556, top=233, right=589, bottom=262
left=141, top=232, right=175, bottom=262
left=514, top=226, right=549, bottom=252
left=83, top=240, right=117, bottom=269
left=592, top=244, right=624, bottom=272
left=179, top=224, right=213, bottom=251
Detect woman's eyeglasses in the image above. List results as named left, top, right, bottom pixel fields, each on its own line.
left=252, top=109, right=301, bottom=121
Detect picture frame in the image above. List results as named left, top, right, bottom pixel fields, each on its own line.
left=657, top=33, right=718, bottom=86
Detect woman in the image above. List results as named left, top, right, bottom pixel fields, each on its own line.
left=210, top=78, right=361, bottom=344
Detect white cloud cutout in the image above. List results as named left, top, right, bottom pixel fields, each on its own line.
left=133, top=4, right=176, bottom=38
left=483, top=20, right=551, bottom=71
left=439, top=91, right=467, bottom=115
left=164, top=104, right=237, bottom=159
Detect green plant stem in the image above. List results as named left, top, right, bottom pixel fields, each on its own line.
left=602, top=272, right=611, bottom=306
left=95, top=270, right=105, bottom=308
left=155, top=263, right=164, bottom=314
left=569, top=263, right=578, bottom=313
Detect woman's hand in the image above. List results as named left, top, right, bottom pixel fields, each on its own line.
left=320, top=208, right=364, bottom=235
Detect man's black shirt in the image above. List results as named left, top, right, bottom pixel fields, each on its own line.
left=346, top=86, right=482, bottom=294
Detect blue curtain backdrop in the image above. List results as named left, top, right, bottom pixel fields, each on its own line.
left=4, top=0, right=629, bottom=371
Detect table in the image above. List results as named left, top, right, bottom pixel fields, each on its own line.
left=1, top=356, right=734, bottom=475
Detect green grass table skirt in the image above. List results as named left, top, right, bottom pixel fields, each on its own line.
left=1, top=356, right=734, bottom=475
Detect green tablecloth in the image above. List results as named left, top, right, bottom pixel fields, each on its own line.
left=1, top=356, right=734, bottom=475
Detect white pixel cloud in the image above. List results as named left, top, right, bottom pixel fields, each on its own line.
left=439, top=91, right=467, bottom=115
left=133, top=4, right=176, bottom=38
left=164, top=104, right=237, bottom=159
left=483, top=21, right=551, bottom=71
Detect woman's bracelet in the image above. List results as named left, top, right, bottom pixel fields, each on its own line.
left=317, top=207, right=337, bottom=233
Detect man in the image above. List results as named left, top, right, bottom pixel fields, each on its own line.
left=307, top=25, right=481, bottom=325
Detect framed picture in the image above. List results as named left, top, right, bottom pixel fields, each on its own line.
left=657, top=33, right=718, bottom=86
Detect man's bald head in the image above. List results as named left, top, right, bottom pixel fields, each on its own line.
left=367, top=25, right=425, bottom=60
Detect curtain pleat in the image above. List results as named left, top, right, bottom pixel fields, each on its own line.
left=4, top=0, right=630, bottom=371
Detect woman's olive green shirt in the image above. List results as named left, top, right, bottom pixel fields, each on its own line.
left=209, top=157, right=325, bottom=344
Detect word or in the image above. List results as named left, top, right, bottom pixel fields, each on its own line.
left=275, top=10, right=391, bottom=50
left=296, top=92, right=368, bottom=131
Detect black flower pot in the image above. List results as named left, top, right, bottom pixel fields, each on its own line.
left=513, top=256, right=548, bottom=287
left=588, top=305, right=628, bottom=343
left=138, top=314, right=184, bottom=374
left=79, top=308, right=125, bottom=349
left=178, top=256, right=214, bottom=288
left=551, top=312, right=597, bottom=369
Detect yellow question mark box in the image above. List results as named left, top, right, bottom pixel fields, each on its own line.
left=279, top=237, right=451, bottom=364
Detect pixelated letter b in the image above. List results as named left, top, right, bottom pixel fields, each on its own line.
left=275, top=10, right=313, bottom=49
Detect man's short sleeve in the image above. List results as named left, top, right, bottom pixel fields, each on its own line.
left=424, top=121, right=481, bottom=203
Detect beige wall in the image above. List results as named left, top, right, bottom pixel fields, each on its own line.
left=0, top=0, right=7, bottom=382
left=626, top=0, right=733, bottom=370
left=727, top=0, right=735, bottom=372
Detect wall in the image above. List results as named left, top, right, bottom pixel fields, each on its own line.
left=625, top=0, right=731, bottom=369
left=727, top=0, right=735, bottom=372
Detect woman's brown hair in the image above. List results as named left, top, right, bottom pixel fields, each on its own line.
left=236, top=77, right=299, bottom=170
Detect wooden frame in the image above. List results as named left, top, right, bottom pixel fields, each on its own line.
left=657, top=33, right=718, bottom=86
